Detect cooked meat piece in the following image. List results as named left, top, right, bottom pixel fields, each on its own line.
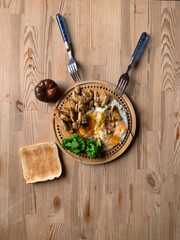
left=72, top=91, right=86, bottom=103
left=94, top=102, right=101, bottom=107
left=101, top=95, right=111, bottom=107
left=111, top=115, right=115, bottom=122
left=81, top=113, right=87, bottom=124
left=70, top=109, right=76, bottom=122
left=72, top=122, right=80, bottom=130
left=77, top=111, right=87, bottom=124
left=82, top=90, right=93, bottom=102
left=67, top=122, right=73, bottom=133
left=54, top=115, right=61, bottom=123
left=89, top=100, right=94, bottom=107
left=61, top=120, right=69, bottom=131
left=94, top=90, right=101, bottom=107
left=75, top=86, right=81, bottom=95
left=94, top=91, right=99, bottom=102
left=54, top=116, right=69, bottom=131
left=77, top=111, right=82, bottom=123
left=111, top=106, right=121, bottom=121
left=59, top=113, right=71, bottom=122
left=61, top=106, right=70, bottom=116
left=87, top=89, right=93, bottom=100
left=103, top=114, right=111, bottom=123
left=78, top=103, right=87, bottom=112
left=79, top=96, right=87, bottom=103
left=82, top=92, right=88, bottom=99
left=54, top=108, right=61, bottom=117
left=107, top=129, right=112, bottom=134
left=111, top=122, right=115, bottom=128
left=75, top=104, right=78, bottom=112
left=69, top=99, right=76, bottom=110
left=72, top=91, right=77, bottom=101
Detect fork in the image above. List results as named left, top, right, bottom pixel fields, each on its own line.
left=56, top=14, right=81, bottom=82
left=114, top=32, right=149, bottom=96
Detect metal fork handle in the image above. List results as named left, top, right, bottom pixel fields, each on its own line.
left=127, top=32, right=149, bottom=72
left=56, top=14, right=72, bottom=53
left=56, top=14, right=70, bottom=42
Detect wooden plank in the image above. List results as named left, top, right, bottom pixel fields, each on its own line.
left=174, top=87, right=180, bottom=175
left=25, top=215, right=49, bottom=240
left=160, top=201, right=175, bottom=240
left=147, top=216, right=160, bottom=240
left=0, top=103, right=9, bottom=227
left=9, top=14, right=24, bottom=132
left=174, top=174, right=180, bottom=240
left=160, top=6, right=175, bottom=92
left=0, top=9, right=10, bottom=102
left=161, top=91, right=174, bottom=202
left=147, top=131, right=161, bottom=217
left=0, top=0, right=10, bottom=8
left=9, top=0, right=24, bottom=14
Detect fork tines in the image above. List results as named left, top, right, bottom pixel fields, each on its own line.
left=114, top=75, right=129, bottom=96
left=68, top=65, right=81, bottom=82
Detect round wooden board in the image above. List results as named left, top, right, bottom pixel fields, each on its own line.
left=52, top=81, right=136, bottom=165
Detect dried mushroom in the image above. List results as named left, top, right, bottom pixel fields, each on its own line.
left=101, top=95, right=110, bottom=107
left=75, top=104, right=79, bottom=112
left=82, top=90, right=93, bottom=102
left=70, top=109, right=76, bottom=122
left=111, top=106, right=121, bottom=121
left=72, top=122, right=80, bottom=130
left=89, top=100, right=94, bottom=107
left=111, top=122, right=115, bottom=127
left=81, top=114, right=87, bottom=124
left=54, top=115, right=69, bottom=131
left=94, top=91, right=99, bottom=102
left=54, top=115, right=61, bottom=122
left=54, top=108, right=61, bottom=116
left=72, top=91, right=86, bottom=103
left=111, top=115, right=115, bottom=122
left=59, top=113, right=71, bottom=122
left=94, top=90, right=101, bottom=107
left=61, top=107, right=70, bottom=117
left=77, top=111, right=82, bottom=123
left=69, top=99, right=76, bottom=110
left=61, top=120, right=69, bottom=131
left=78, top=103, right=87, bottom=112
left=94, top=102, right=101, bottom=107
left=75, top=86, right=81, bottom=95
left=67, top=122, right=73, bottom=133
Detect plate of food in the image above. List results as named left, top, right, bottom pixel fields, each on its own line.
left=52, top=81, right=136, bottom=164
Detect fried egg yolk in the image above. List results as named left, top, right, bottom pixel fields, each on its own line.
left=79, top=118, right=95, bottom=137
left=87, top=112, right=96, bottom=120
left=106, top=136, right=121, bottom=146
left=114, top=121, right=127, bottom=137
left=78, top=110, right=127, bottom=148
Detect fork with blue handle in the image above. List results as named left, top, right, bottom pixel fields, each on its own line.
left=56, top=14, right=81, bottom=82
left=114, top=32, right=149, bottom=96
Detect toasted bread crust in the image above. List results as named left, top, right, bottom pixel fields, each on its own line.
left=19, top=142, right=62, bottom=183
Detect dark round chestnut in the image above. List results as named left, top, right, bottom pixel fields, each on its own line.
left=35, top=79, right=60, bottom=102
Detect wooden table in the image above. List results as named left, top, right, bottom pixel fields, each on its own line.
left=0, top=0, right=180, bottom=239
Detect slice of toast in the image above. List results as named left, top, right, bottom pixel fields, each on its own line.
left=19, top=142, right=62, bottom=184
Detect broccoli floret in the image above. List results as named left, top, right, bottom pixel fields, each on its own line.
left=62, top=134, right=86, bottom=154
left=85, top=139, right=101, bottom=158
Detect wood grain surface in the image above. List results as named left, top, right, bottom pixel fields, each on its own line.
left=0, top=0, right=180, bottom=239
